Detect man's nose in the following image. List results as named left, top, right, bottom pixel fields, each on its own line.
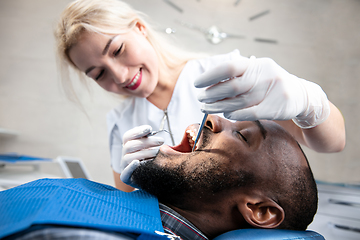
left=204, top=115, right=225, bottom=133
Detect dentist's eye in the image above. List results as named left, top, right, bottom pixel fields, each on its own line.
left=236, top=131, right=248, bottom=142
left=114, top=43, right=123, bottom=56
left=95, top=70, right=104, bottom=81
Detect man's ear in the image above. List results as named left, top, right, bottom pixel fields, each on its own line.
left=135, top=22, right=147, bottom=37
left=237, top=196, right=285, bottom=229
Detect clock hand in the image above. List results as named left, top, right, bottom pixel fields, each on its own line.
left=163, top=0, right=183, bottom=13
left=175, top=20, right=245, bottom=44
left=206, top=25, right=245, bottom=44
left=175, top=19, right=208, bottom=34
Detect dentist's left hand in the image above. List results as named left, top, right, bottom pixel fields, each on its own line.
left=120, top=125, right=164, bottom=187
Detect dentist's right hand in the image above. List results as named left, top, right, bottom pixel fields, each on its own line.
left=195, top=56, right=330, bottom=129
left=120, top=125, right=164, bottom=187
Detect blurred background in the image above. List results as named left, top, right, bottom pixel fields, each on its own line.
left=0, top=0, right=359, bottom=187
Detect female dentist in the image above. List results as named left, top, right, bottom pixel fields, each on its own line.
left=121, top=56, right=346, bottom=188
left=56, top=0, right=345, bottom=192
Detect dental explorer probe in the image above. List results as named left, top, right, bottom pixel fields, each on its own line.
left=192, top=113, right=208, bottom=152
left=146, top=129, right=170, bottom=137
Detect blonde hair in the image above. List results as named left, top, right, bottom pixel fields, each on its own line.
left=55, top=0, right=202, bottom=102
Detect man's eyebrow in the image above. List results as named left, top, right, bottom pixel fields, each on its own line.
left=254, top=120, right=267, bottom=139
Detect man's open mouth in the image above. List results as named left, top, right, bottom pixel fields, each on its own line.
left=167, top=124, right=200, bottom=153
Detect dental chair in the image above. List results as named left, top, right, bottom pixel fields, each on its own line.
left=0, top=178, right=325, bottom=240
left=214, top=229, right=324, bottom=240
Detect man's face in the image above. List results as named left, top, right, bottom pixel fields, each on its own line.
left=132, top=115, right=304, bottom=207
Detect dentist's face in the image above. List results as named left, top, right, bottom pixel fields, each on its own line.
left=68, top=23, right=159, bottom=98
left=132, top=115, right=305, bottom=207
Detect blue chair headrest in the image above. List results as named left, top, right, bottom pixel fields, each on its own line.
left=213, top=229, right=325, bottom=240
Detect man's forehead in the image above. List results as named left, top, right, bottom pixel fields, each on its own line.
left=241, top=120, right=301, bottom=156
left=254, top=120, right=287, bottom=136
left=257, top=121, right=308, bottom=167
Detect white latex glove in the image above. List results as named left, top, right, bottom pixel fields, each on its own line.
left=121, top=160, right=141, bottom=188
left=195, top=56, right=330, bottom=128
left=120, top=125, right=164, bottom=187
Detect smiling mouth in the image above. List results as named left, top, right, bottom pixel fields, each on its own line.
left=126, top=69, right=141, bottom=90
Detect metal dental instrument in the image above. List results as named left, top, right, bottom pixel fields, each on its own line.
left=192, top=113, right=208, bottom=152
left=146, top=129, right=170, bottom=137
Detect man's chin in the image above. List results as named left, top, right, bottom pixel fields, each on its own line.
left=132, top=159, right=189, bottom=206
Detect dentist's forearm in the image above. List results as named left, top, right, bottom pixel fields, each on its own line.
left=275, top=101, right=346, bottom=153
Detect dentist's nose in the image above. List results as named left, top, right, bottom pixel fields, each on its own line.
left=112, top=72, right=126, bottom=85
left=204, top=115, right=225, bottom=133
left=113, top=76, right=123, bottom=85
left=109, top=64, right=127, bottom=85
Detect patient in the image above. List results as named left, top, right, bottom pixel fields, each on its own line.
left=0, top=115, right=317, bottom=240
left=131, top=115, right=318, bottom=238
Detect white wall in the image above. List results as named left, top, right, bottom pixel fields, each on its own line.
left=0, top=0, right=119, bottom=185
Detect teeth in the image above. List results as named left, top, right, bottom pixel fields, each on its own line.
left=186, top=129, right=197, bottom=150
left=128, top=70, right=140, bottom=87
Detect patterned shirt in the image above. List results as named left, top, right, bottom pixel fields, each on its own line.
left=159, top=203, right=209, bottom=240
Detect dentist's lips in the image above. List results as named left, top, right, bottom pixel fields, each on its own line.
left=159, top=124, right=201, bottom=156
left=126, top=69, right=142, bottom=90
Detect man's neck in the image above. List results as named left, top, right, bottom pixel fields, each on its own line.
left=166, top=203, right=245, bottom=239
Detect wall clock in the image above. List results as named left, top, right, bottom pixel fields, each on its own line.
left=162, top=0, right=278, bottom=45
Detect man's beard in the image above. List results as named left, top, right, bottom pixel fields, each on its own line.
left=131, top=152, right=255, bottom=209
